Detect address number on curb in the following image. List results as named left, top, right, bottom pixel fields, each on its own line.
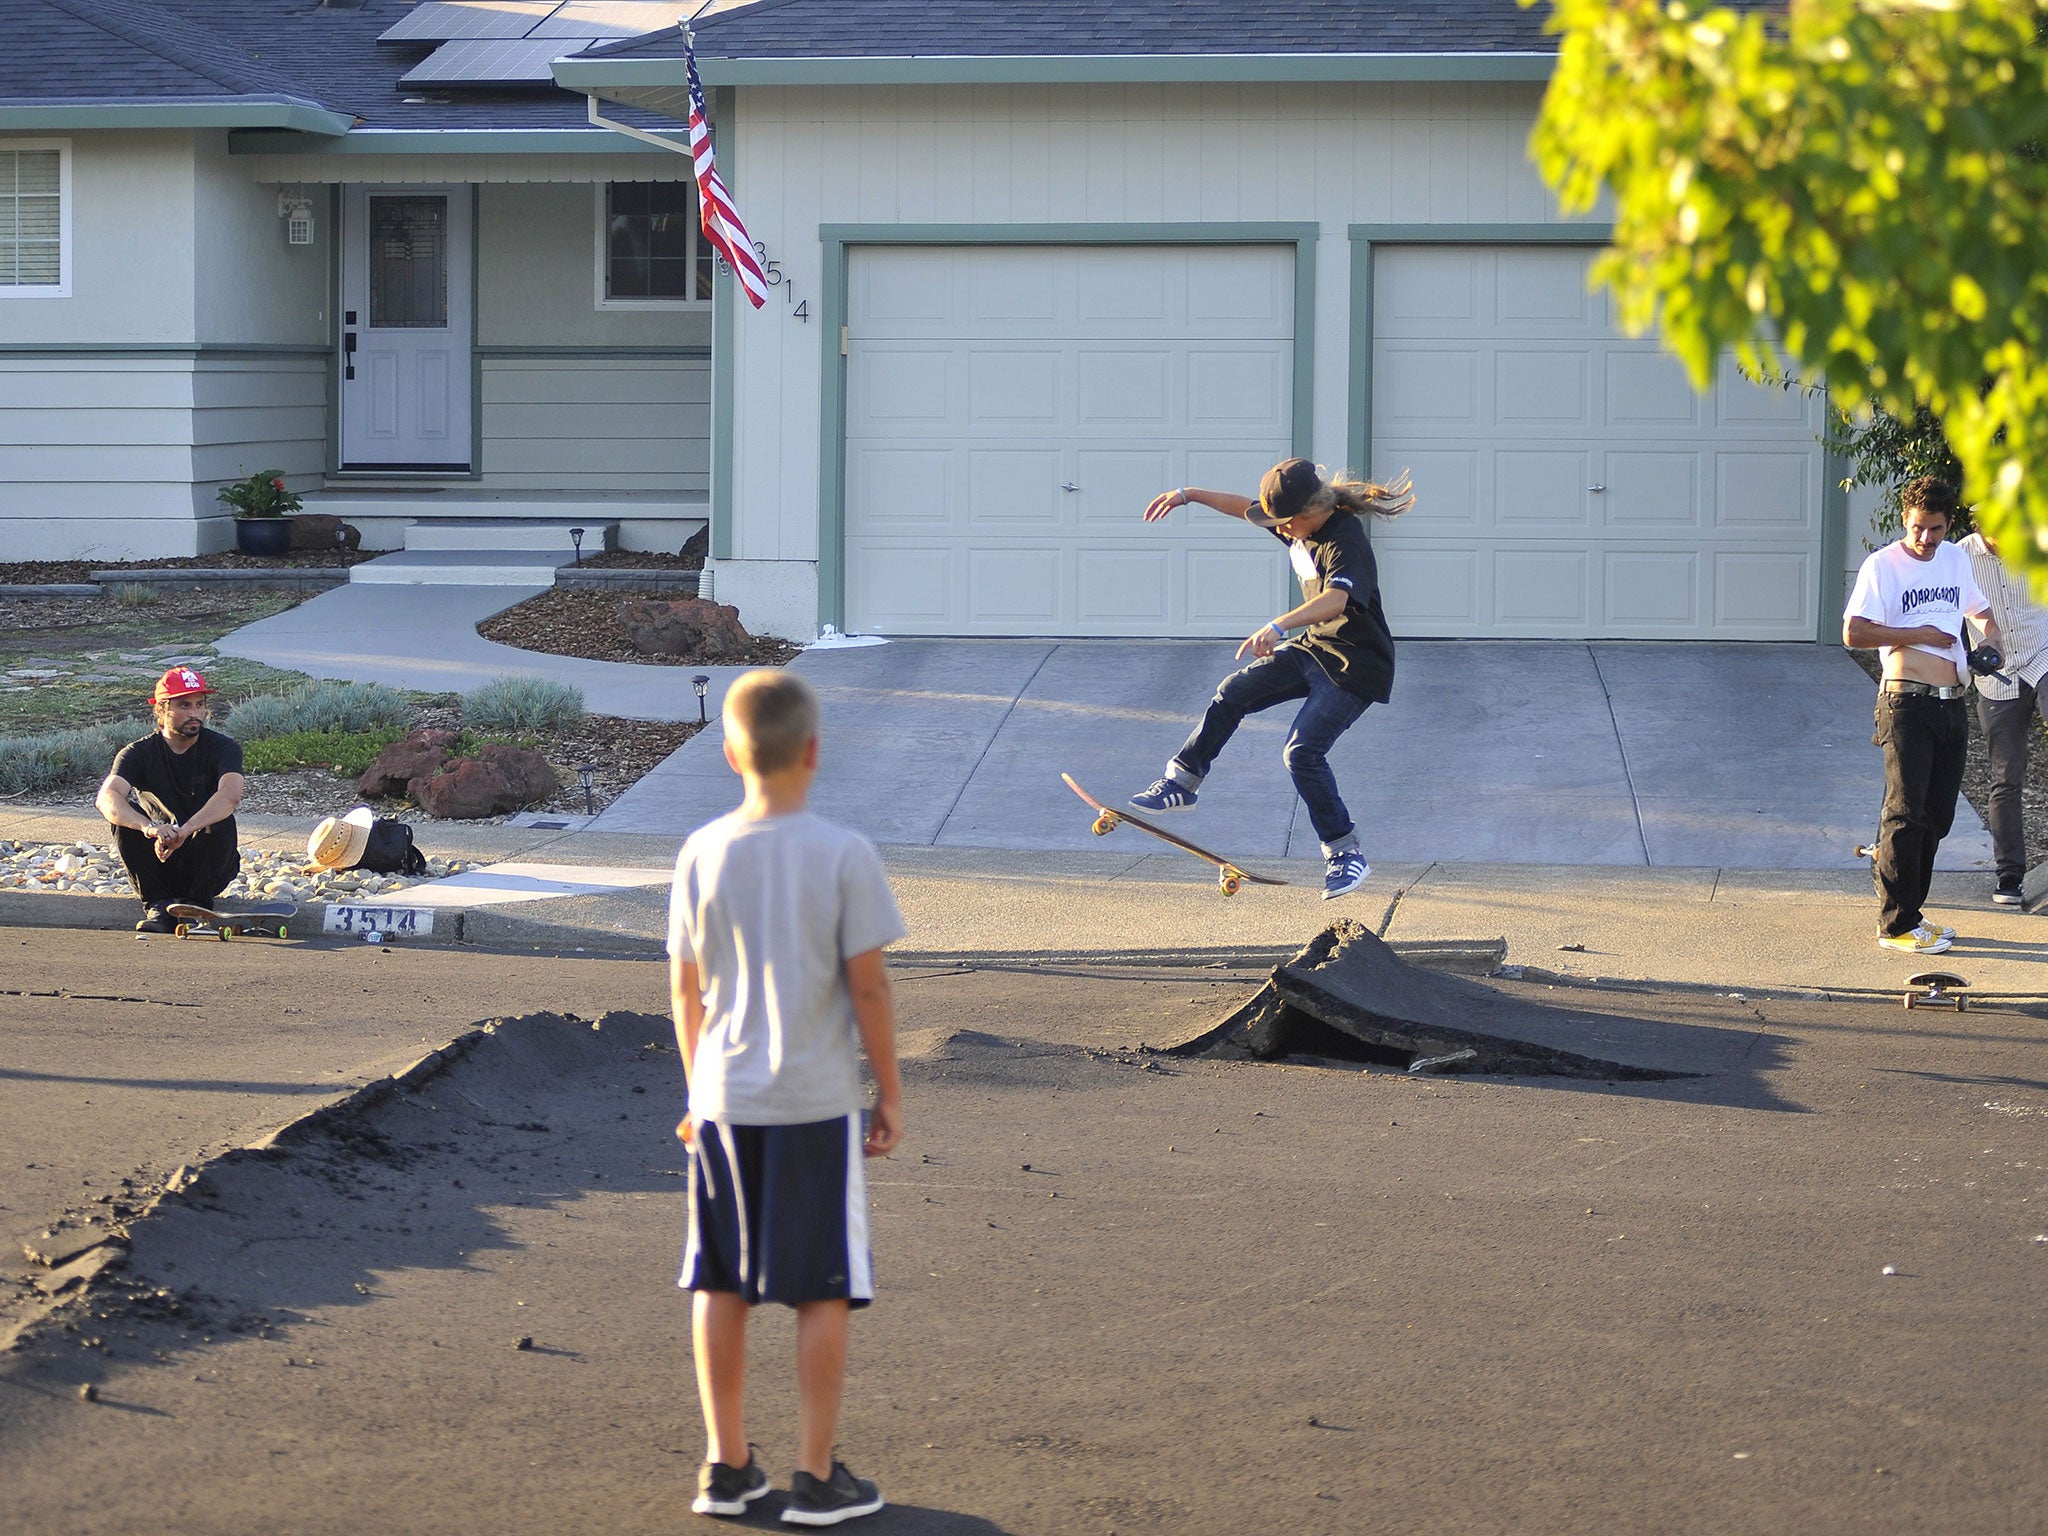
left=323, top=904, right=435, bottom=937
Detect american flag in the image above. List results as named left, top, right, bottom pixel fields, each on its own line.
left=684, top=40, right=768, bottom=309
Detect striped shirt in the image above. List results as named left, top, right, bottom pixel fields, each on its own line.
left=1956, top=533, right=2048, bottom=698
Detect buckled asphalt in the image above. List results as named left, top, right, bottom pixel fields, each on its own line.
left=9, top=586, right=2044, bottom=1001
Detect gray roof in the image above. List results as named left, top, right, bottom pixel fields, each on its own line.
left=0, top=0, right=341, bottom=112
left=594, top=0, right=1560, bottom=61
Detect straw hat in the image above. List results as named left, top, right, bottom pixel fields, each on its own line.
left=307, top=807, right=375, bottom=871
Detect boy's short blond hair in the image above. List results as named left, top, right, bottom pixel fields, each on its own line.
left=722, top=668, right=819, bottom=773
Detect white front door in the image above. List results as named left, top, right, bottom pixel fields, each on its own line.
left=339, top=185, right=472, bottom=470
left=842, top=245, right=1296, bottom=637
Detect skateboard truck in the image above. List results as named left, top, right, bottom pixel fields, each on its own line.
left=1903, top=970, right=1968, bottom=1011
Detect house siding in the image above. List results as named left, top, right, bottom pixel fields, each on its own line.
left=480, top=355, right=708, bottom=493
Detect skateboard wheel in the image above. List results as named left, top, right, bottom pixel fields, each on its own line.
left=218, top=927, right=233, bottom=941
left=275, top=925, right=289, bottom=939
left=1904, top=993, right=1918, bottom=1009
left=1956, top=995, right=1968, bottom=1012
left=174, top=924, right=189, bottom=938
left=1092, top=812, right=1118, bottom=837
left=1220, top=874, right=1241, bottom=896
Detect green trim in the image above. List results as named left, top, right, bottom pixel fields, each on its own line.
left=0, top=343, right=331, bottom=358
left=474, top=345, right=712, bottom=359
left=709, top=85, right=737, bottom=564
left=468, top=185, right=483, bottom=479
left=556, top=51, right=1556, bottom=91
left=0, top=102, right=354, bottom=134
left=1345, top=222, right=1613, bottom=478
left=815, top=222, right=1321, bottom=632
left=1821, top=390, right=1851, bottom=644
left=325, top=184, right=341, bottom=476
left=228, top=128, right=669, bottom=157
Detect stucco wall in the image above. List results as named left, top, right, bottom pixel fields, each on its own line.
left=194, top=133, right=328, bottom=348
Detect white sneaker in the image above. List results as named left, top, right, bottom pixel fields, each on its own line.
left=1878, top=927, right=1951, bottom=955
left=1917, top=919, right=1956, bottom=943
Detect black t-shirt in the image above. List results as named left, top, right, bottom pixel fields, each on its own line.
left=1268, top=509, right=1396, bottom=703
left=111, top=727, right=243, bottom=829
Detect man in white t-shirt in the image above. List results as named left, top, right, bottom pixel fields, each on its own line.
left=1955, top=526, right=2048, bottom=905
left=1844, top=477, right=2001, bottom=954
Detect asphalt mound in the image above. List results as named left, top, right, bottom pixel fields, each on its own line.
left=1168, top=921, right=1743, bottom=1079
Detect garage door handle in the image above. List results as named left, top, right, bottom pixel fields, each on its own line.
left=1587, top=484, right=1607, bottom=494
left=1060, top=482, right=1079, bottom=492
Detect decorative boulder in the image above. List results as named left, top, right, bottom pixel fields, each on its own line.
left=621, top=596, right=753, bottom=660
left=408, top=745, right=559, bottom=820
left=357, top=728, right=459, bottom=798
left=289, top=513, right=362, bottom=552
left=680, top=525, right=710, bottom=562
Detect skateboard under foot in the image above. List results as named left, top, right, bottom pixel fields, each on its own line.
left=1062, top=773, right=1285, bottom=896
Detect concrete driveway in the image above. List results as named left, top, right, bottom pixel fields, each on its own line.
left=596, top=639, right=1991, bottom=872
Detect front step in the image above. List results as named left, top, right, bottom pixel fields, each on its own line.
left=403, top=518, right=617, bottom=555
left=349, top=549, right=564, bottom=586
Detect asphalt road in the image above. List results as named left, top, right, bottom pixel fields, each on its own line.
left=3, top=931, right=2044, bottom=1534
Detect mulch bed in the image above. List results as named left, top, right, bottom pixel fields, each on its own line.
left=477, top=586, right=802, bottom=668
left=1842, top=647, right=2048, bottom=867
left=0, top=551, right=376, bottom=585
left=564, top=549, right=704, bottom=572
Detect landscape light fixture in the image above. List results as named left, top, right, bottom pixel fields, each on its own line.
left=692, top=674, right=710, bottom=725
left=569, top=526, right=585, bottom=566
left=576, top=763, right=597, bottom=816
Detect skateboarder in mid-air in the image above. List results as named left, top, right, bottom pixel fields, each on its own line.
left=95, top=667, right=245, bottom=933
left=1128, top=457, right=1413, bottom=899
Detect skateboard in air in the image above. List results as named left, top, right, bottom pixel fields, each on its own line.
left=1903, top=970, right=1968, bottom=1011
left=1062, top=773, right=1285, bottom=897
left=165, top=901, right=297, bottom=941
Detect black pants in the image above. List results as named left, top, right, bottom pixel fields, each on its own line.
left=113, top=825, right=239, bottom=913
left=1974, top=681, right=2048, bottom=885
left=1873, top=693, right=1969, bottom=937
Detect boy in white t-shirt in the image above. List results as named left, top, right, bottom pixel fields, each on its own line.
left=1843, top=477, right=2001, bottom=954
left=668, top=668, right=906, bottom=1525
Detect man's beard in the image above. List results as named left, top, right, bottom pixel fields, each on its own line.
left=170, top=718, right=202, bottom=739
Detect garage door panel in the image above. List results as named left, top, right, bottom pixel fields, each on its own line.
left=852, top=350, right=959, bottom=429
left=1603, top=452, right=1699, bottom=528
left=1378, top=348, right=1479, bottom=428
left=1715, top=453, right=1814, bottom=529
left=968, top=351, right=1063, bottom=425
left=1076, top=548, right=1172, bottom=627
left=1379, top=249, right=1480, bottom=330
left=1714, top=551, right=1810, bottom=629
left=1186, top=347, right=1287, bottom=431
left=1494, top=550, right=1591, bottom=625
left=1075, top=250, right=1173, bottom=328
left=967, top=449, right=1063, bottom=528
left=1497, top=451, right=1590, bottom=527
left=1376, top=447, right=1478, bottom=526
left=855, top=251, right=953, bottom=327
left=1714, top=356, right=1811, bottom=425
left=850, top=545, right=953, bottom=626
left=1187, top=548, right=1288, bottom=631
left=1497, top=350, right=1590, bottom=426
left=1077, top=351, right=1171, bottom=427
left=849, top=447, right=956, bottom=528
left=1607, top=351, right=1700, bottom=427
left=1495, top=248, right=1592, bottom=326
left=965, top=253, right=1062, bottom=326
left=967, top=548, right=1063, bottom=626
left=1185, top=446, right=1287, bottom=499
left=1378, top=547, right=1482, bottom=630
left=1074, top=449, right=1171, bottom=526
left=1184, top=248, right=1292, bottom=332
left=1605, top=551, right=1699, bottom=625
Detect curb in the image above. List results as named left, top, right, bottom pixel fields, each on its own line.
left=554, top=568, right=700, bottom=592
left=90, top=569, right=351, bottom=590
left=0, top=583, right=101, bottom=597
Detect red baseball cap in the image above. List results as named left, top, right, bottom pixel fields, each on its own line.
left=152, top=666, right=216, bottom=703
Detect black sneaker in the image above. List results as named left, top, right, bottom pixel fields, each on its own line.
left=693, top=1449, right=769, bottom=1517
left=135, top=908, right=173, bottom=934
left=780, top=1461, right=883, bottom=1526
left=1993, top=878, right=2024, bottom=906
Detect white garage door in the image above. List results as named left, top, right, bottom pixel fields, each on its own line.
left=1371, top=245, right=1824, bottom=640
left=843, top=245, right=1295, bottom=636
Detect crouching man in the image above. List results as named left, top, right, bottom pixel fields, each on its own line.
left=95, top=667, right=245, bottom=933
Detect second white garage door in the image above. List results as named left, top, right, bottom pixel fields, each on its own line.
left=843, top=245, right=1296, bottom=636
left=1370, top=245, right=1825, bottom=640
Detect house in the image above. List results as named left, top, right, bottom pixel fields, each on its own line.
left=0, top=0, right=725, bottom=563
left=4, top=0, right=1851, bottom=644
left=555, top=0, right=1851, bottom=643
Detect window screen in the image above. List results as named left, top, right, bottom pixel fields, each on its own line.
left=0, top=150, right=61, bottom=287
left=606, top=181, right=710, bottom=301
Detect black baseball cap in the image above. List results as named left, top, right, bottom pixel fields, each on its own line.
left=1254, top=457, right=1321, bottom=527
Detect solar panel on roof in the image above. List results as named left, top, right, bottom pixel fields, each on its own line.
left=528, top=1, right=684, bottom=39
left=397, top=35, right=601, bottom=83
left=379, top=1, right=565, bottom=44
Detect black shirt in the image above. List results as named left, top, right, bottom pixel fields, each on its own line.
left=1268, top=509, right=1396, bottom=703
left=111, top=727, right=244, bottom=831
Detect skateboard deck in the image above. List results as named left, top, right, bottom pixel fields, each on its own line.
left=166, top=901, right=297, bottom=941
left=1062, top=773, right=1285, bottom=896
left=1903, top=970, right=1968, bottom=1011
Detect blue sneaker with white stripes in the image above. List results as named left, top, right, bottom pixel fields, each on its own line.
left=1323, top=849, right=1371, bottom=899
left=1130, top=778, right=1197, bottom=813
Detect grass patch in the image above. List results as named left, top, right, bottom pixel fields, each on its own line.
left=240, top=723, right=408, bottom=777
left=0, top=655, right=317, bottom=738
left=0, top=718, right=148, bottom=797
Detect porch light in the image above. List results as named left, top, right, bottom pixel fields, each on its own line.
left=693, top=674, right=710, bottom=725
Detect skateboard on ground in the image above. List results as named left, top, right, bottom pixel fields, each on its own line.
left=1061, top=773, right=1285, bottom=897
left=166, top=901, right=297, bottom=941
left=1903, top=970, right=1968, bottom=1011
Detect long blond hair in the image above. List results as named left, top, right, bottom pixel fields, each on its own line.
left=1314, top=468, right=1413, bottom=520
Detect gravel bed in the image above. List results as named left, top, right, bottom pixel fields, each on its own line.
left=0, top=836, right=473, bottom=906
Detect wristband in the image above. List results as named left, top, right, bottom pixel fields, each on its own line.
left=1176, top=488, right=1190, bottom=507
left=1267, top=621, right=1285, bottom=638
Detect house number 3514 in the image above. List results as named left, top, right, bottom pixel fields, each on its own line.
left=715, top=241, right=809, bottom=321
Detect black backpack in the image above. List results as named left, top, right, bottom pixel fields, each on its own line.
left=359, top=818, right=428, bottom=876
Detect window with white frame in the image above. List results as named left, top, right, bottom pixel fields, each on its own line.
left=0, top=142, right=67, bottom=294
left=601, top=180, right=710, bottom=304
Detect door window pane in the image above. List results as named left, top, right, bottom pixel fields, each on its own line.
left=369, top=195, right=448, bottom=328
left=0, top=149, right=62, bottom=288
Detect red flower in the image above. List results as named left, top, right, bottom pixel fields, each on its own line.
left=272, top=478, right=286, bottom=492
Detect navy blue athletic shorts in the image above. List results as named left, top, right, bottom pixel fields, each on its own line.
left=681, top=1113, right=873, bottom=1308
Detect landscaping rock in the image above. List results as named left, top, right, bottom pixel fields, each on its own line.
left=357, top=729, right=460, bottom=798
left=408, top=744, right=559, bottom=819
left=620, top=596, right=752, bottom=660
left=289, top=513, right=362, bottom=552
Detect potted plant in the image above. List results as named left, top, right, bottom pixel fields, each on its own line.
left=217, top=470, right=303, bottom=557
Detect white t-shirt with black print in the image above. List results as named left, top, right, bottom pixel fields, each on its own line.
left=1844, top=538, right=1987, bottom=680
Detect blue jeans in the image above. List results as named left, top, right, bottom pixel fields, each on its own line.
left=1167, top=647, right=1368, bottom=851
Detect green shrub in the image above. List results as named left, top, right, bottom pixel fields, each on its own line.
left=462, top=675, right=584, bottom=733
left=0, top=718, right=147, bottom=796
left=109, top=582, right=160, bottom=608
left=240, top=724, right=407, bottom=777
left=226, top=679, right=409, bottom=740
